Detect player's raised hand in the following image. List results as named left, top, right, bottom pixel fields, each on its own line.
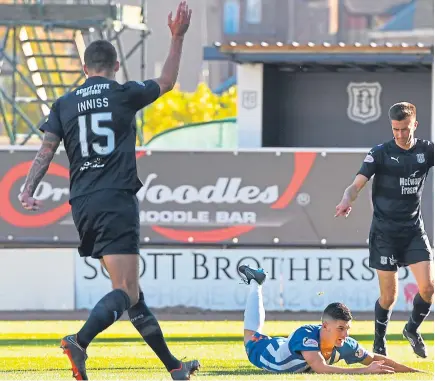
left=19, top=191, right=42, bottom=211
left=365, top=360, right=395, bottom=374
left=334, top=200, right=352, bottom=218
left=168, top=1, right=192, bottom=37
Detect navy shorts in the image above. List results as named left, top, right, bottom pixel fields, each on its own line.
left=369, top=230, right=433, bottom=271
left=71, top=189, right=140, bottom=259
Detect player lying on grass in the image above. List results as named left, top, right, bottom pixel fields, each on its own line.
left=238, top=265, right=424, bottom=375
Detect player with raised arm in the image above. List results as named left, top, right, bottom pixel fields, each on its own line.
left=18, top=2, right=199, bottom=380
left=239, top=265, right=423, bottom=375
left=335, top=102, right=434, bottom=358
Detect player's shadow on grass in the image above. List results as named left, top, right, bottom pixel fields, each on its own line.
left=0, top=333, right=432, bottom=347
left=204, top=364, right=267, bottom=376
left=0, top=335, right=239, bottom=347
left=0, top=366, right=153, bottom=373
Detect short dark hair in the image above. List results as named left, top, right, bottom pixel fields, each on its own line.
left=322, top=302, right=353, bottom=322
left=84, top=40, right=117, bottom=73
left=389, top=102, right=416, bottom=121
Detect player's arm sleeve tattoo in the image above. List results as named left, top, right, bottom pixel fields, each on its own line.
left=22, top=131, right=61, bottom=196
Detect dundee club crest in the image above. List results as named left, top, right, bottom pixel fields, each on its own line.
left=416, top=153, right=425, bottom=163
left=241, top=91, right=258, bottom=110
left=347, top=82, right=382, bottom=124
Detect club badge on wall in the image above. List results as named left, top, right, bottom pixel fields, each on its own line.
left=241, top=90, right=258, bottom=110
left=347, top=82, right=382, bottom=124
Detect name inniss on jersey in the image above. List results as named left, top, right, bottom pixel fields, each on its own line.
left=39, top=77, right=161, bottom=200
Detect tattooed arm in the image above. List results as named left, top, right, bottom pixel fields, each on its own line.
left=19, top=131, right=61, bottom=210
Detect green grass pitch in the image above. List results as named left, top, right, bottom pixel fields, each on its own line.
left=0, top=320, right=432, bottom=380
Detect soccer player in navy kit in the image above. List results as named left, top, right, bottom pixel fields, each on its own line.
left=18, top=2, right=199, bottom=380
left=335, top=102, right=434, bottom=359
left=238, top=265, right=421, bottom=374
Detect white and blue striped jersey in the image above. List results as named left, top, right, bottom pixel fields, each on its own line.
left=245, top=324, right=368, bottom=373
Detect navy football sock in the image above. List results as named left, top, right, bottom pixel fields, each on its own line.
left=374, top=299, right=392, bottom=340
left=407, top=293, right=431, bottom=332
left=77, top=289, right=131, bottom=349
left=128, top=291, right=180, bottom=372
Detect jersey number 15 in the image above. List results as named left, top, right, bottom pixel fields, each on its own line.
left=78, top=112, right=115, bottom=157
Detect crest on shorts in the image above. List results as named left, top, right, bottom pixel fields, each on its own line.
left=416, top=153, right=425, bottom=163
left=380, top=256, right=387, bottom=265
left=347, top=82, right=382, bottom=124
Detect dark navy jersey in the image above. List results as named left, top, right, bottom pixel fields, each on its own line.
left=40, top=76, right=160, bottom=201
left=358, top=138, right=434, bottom=235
